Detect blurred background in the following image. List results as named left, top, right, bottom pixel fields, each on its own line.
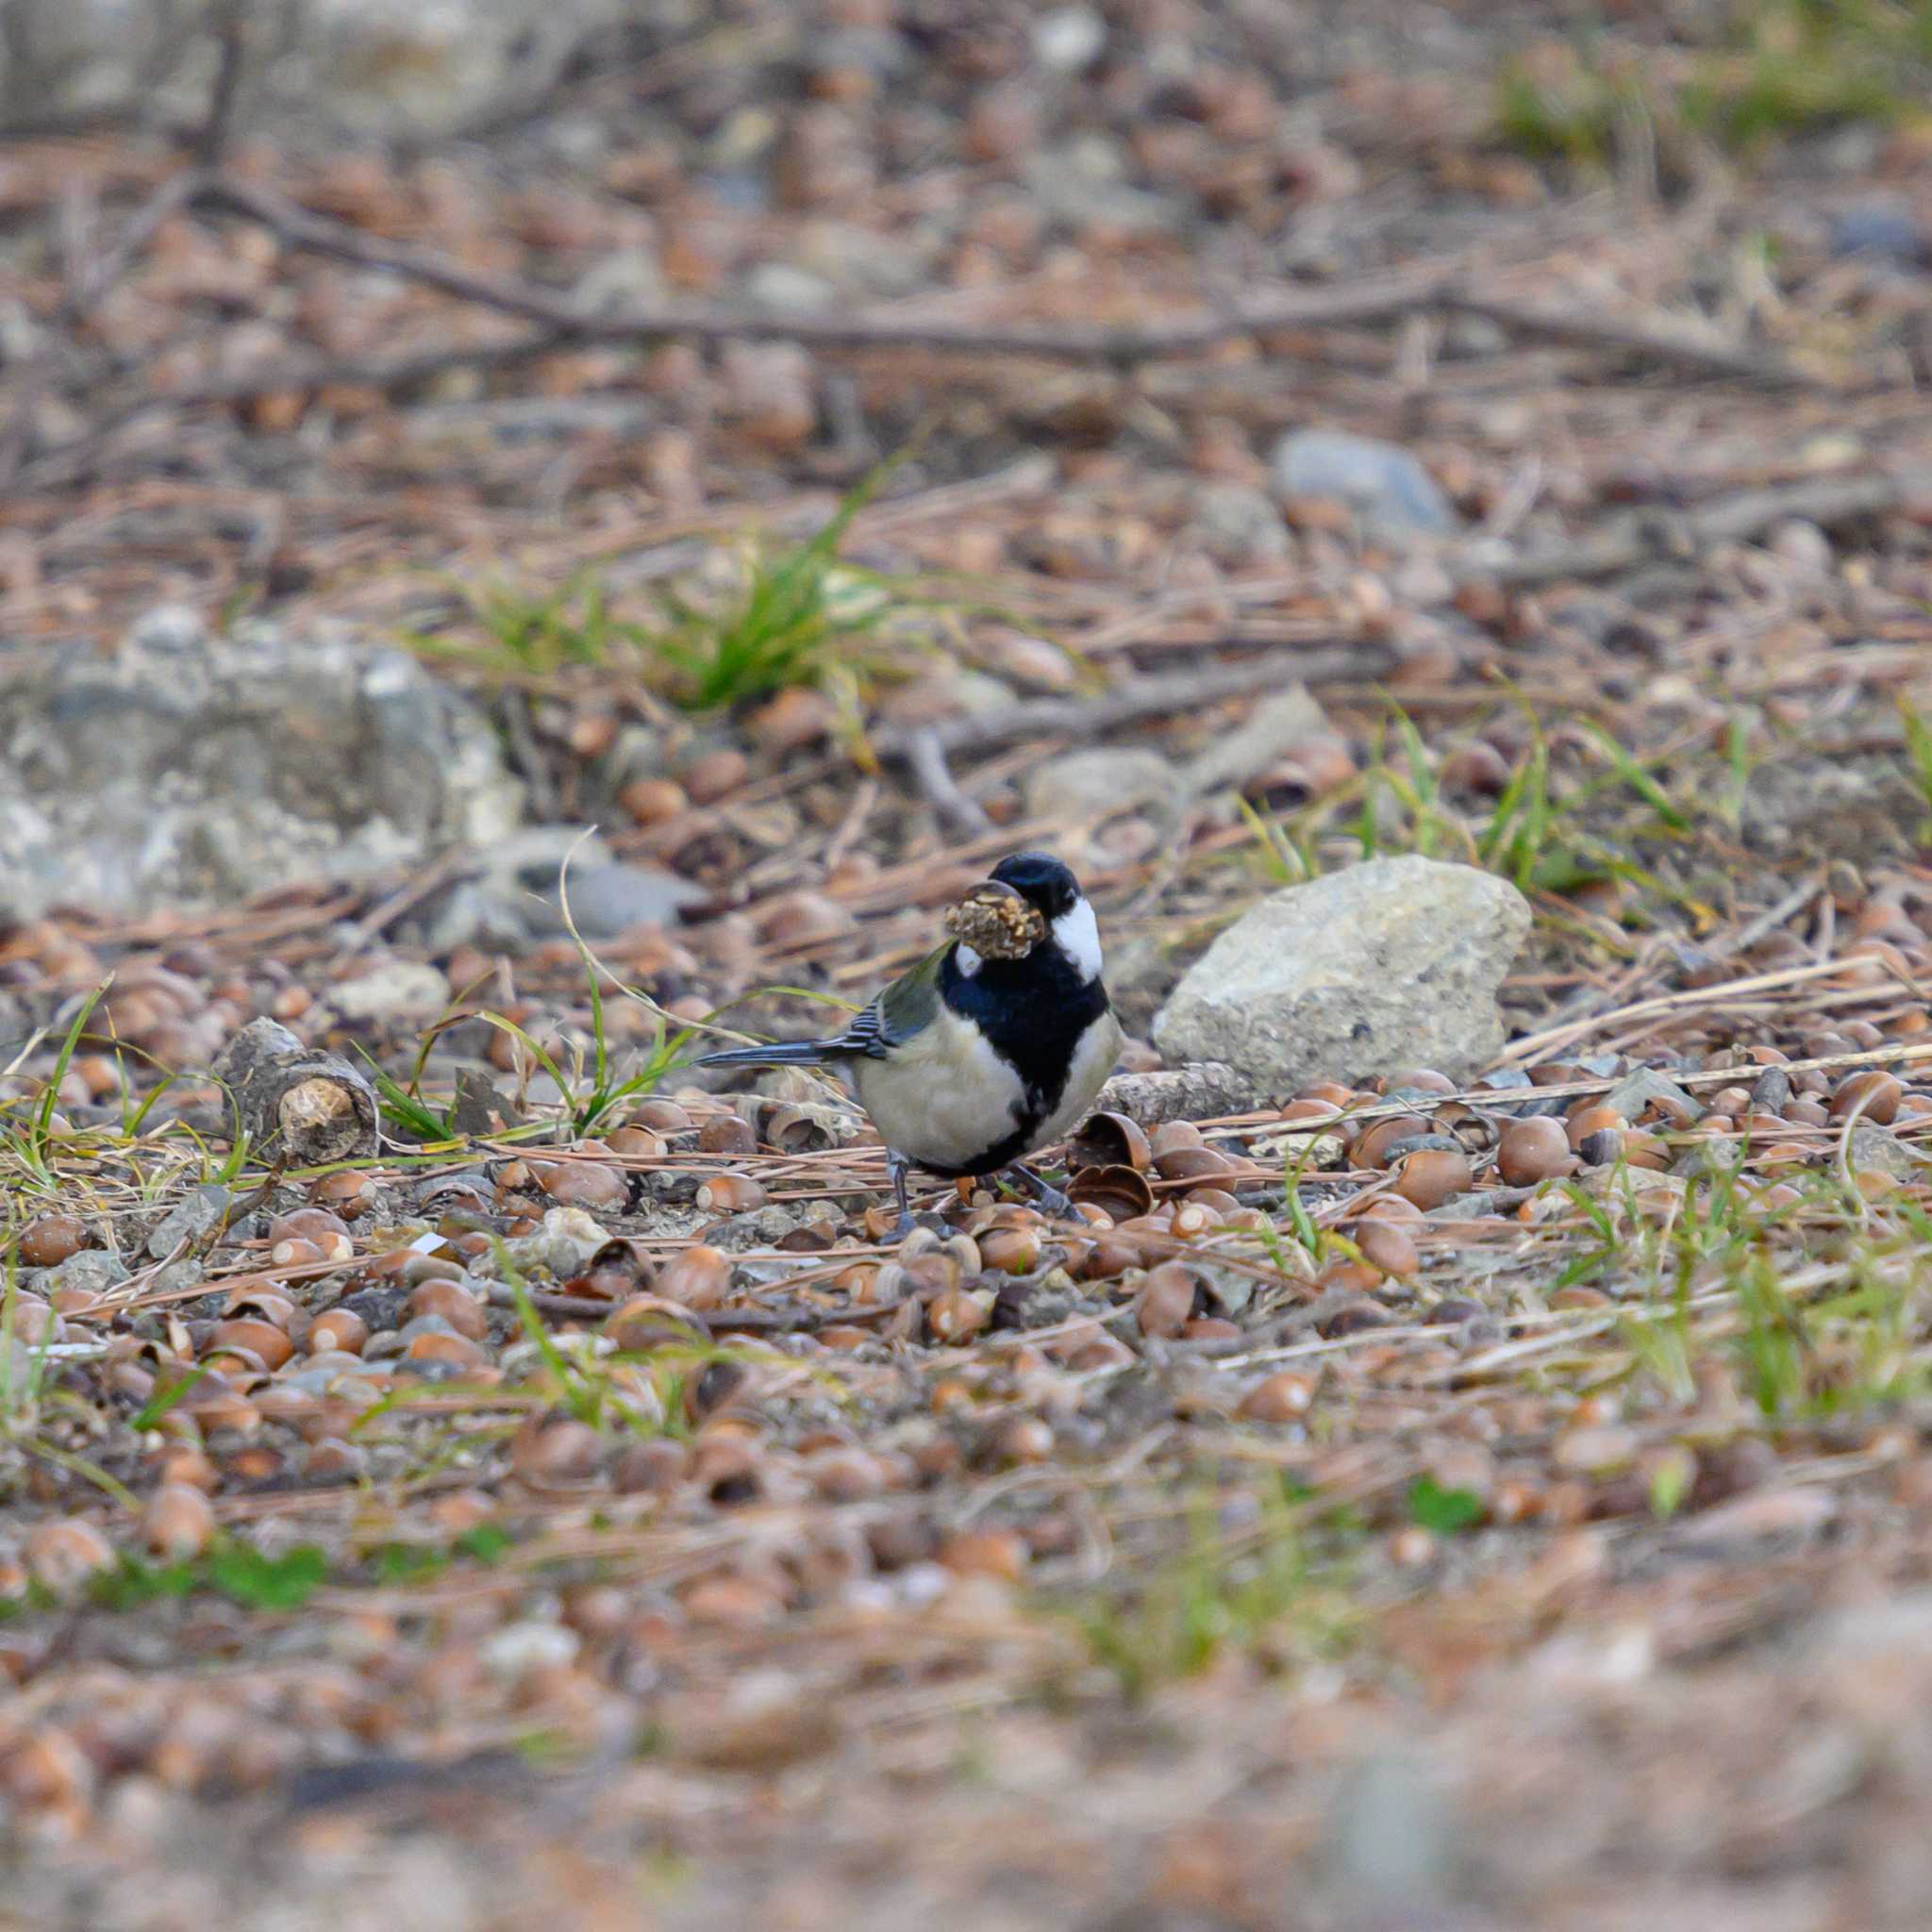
left=5, top=5, right=1932, bottom=1929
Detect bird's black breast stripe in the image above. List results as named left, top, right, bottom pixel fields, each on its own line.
left=928, top=941, right=1108, bottom=1175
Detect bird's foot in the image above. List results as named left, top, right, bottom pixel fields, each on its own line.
left=1008, top=1162, right=1076, bottom=1221
left=883, top=1150, right=925, bottom=1243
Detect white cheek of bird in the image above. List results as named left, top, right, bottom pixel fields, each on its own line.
left=1053, top=898, right=1103, bottom=980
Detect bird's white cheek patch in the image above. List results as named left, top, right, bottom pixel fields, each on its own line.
left=955, top=944, right=983, bottom=977
left=1053, top=898, right=1103, bottom=981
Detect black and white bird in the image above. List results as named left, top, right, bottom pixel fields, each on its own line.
left=694, top=852, right=1121, bottom=1234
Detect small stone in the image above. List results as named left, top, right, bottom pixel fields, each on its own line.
left=742, top=262, right=836, bottom=310
left=1153, top=856, right=1531, bottom=1096
left=1031, top=7, right=1107, bottom=71
left=1271, top=429, right=1457, bottom=539
left=1194, top=480, right=1290, bottom=562
left=481, top=1620, right=580, bottom=1680
left=145, top=1185, right=231, bottom=1259
left=1846, top=1121, right=1919, bottom=1181
left=329, top=960, right=451, bottom=1024
left=1828, top=205, right=1926, bottom=265
left=1554, top=1424, right=1640, bottom=1475
left=1024, top=748, right=1178, bottom=832
left=1602, top=1066, right=1702, bottom=1124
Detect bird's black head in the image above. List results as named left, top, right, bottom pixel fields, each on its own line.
left=989, top=851, right=1082, bottom=920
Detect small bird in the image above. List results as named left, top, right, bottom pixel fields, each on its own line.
left=695, top=852, right=1122, bottom=1234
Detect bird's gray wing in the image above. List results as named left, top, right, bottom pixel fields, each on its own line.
left=696, top=946, right=950, bottom=1067
left=846, top=944, right=948, bottom=1058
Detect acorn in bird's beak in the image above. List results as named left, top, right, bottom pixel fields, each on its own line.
left=943, top=877, right=1046, bottom=960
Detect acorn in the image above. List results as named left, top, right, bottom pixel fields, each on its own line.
left=308, top=1308, right=368, bottom=1356
left=18, top=1213, right=87, bottom=1268
left=408, top=1279, right=489, bottom=1341
left=25, top=1519, right=115, bottom=1598
left=141, top=1483, right=214, bottom=1561
left=618, top=776, right=689, bottom=826
left=697, top=1113, right=758, bottom=1157
left=1391, top=1147, right=1471, bottom=1209
left=1354, top=1218, right=1419, bottom=1278
left=540, top=1160, right=628, bottom=1210
left=1134, top=1261, right=1200, bottom=1338
left=1238, top=1373, right=1314, bottom=1423
left=696, top=1172, right=767, bottom=1215
left=926, top=1286, right=993, bottom=1343
left=1830, top=1071, right=1902, bottom=1125
left=1153, top=1144, right=1238, bottom=1184
left=1497, top=1116, right=1576, bottom=1186
left=209, top=1318, right=293, bottom=1372
left=657, top=1245, right=732, bottom=1310
left=1353, top=1115, right=1431, bottom=1170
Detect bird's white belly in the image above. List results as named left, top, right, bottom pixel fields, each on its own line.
left=854, top=1006, right=1123, bottom=1173
left=1034, top=1008, right=1123, bottom=1149
left=854, top=1005, right=1027, bottom=1171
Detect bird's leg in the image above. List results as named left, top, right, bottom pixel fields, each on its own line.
left=1008, top=1161, right=1075, bottom=1220
left=887, top=1149, right=914, bottom=1241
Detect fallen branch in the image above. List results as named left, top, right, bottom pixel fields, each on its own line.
left=1440, top=290, right=1824, bottom=389
left=1483, top=473, right=1902, bottom=588
left=905, top=727, right=995, bottom=836
left=871, top=649, right=1385, bottom=764
left=14, top=170, right=1843, bottom=484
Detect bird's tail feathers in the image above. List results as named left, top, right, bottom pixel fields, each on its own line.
left=695, top=1039, right=836, bottom=1070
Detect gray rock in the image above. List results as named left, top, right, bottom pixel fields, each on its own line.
left=1829, top=205, right=1926, bottom=265
left=145, top=1184, right=231, bottom=1259
left=1031, top=7, right=1107, bottom=71
left=1327, top=1749, right=1461, bottom=1908
left=38, top=1250, right=129, bottom=1297
left=558, top=862, right=709, bottom=940
left=741, top=263, right=836, bottom=311
left=1024, top=748, right=1179, bottom=829
left=415, top=826, right=707, bottom=950
left=1603, top=1065, right=1702, bottom=1123
left=1846, top=1121, right=1922, bottom=1182
left=1193, top=481, right=1290, bottom=563
left=1152, top=856, right=1531, bottom=1094
left=0, top=618, right=522, bottom=920
left=1740, top=754, right=1923, bottom=863
left=1270, top=428, right=1457, bottom=538
left=1094, top=1062, right=1247, bottom=1126
left=3, top=0, right=625, bottom=136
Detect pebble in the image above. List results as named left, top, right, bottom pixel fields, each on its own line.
left=1270, top=429, right=1458, bottom=539
left=1031, top=8, right=1108, bottom=72
left=328, top=959, right=451, bottom=1024
left=1828, top=205, right=1926, bottom=265
left=145, top=1185, right=231, bottom=1259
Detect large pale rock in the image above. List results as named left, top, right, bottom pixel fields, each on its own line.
left=1153, top=856, right=1531, bottom=1094
left=0, top=0, right=625, bottom=135
left=0, top=614, right=523, bottom=922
